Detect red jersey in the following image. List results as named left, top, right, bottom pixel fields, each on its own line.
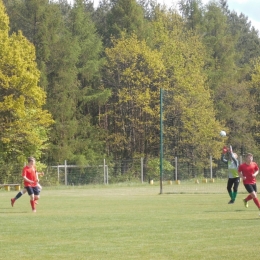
left=238, top=162, right=259, bottom=184
left=22, top=165, right=37, bottom=187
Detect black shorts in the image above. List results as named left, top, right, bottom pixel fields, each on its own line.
left=25, top=186, right=40, bottom=196
left=244, top=184, right=257, bottom=193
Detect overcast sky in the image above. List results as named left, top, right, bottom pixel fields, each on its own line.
left=157, top=0, right=260, bottom=33
left=226, top=0, right=260, bottom=32
left=69, top=0, right=260, bottom=33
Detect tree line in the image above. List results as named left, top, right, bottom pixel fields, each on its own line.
left=1, top=0, right=260, bottom=178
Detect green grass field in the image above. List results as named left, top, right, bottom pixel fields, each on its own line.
left=1, top=184, right=260, bottom=260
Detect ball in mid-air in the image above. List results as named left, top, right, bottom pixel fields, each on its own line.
left=220, top=130, right=226, bottom=137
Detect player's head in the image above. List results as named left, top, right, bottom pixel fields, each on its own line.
left=245, top=153, right=253, bottom=164
left=28, top=156, right=36, bottom=165
left=227, top=151, right=237, bottom=160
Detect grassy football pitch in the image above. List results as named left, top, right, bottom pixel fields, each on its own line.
left=1, top=184, right=260, bottom=260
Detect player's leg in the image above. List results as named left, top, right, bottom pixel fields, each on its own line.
left=232, top=177, right=240, bottom=202
left=11, top=188, right=27, bottom=207
left=33, top=186, right=40, bottom=210
left=227, top=178, right=233, bottom=203
left=243, top=184, right=255, bottom=208
left=250, top=184, right=260, bottom=209
left=25, top=187, right=36, bottom=212
left=34, top=183, right=42, bottom=205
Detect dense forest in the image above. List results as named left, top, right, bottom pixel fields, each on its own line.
left=1, top=0, right=260, bottom=180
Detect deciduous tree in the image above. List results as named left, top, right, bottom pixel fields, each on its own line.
left=104, top=34, right=168, bottom=165
left=0, top=1, right=53, bottom=163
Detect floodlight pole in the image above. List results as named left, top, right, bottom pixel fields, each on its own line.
left=160, top=88, right=163, bottom=194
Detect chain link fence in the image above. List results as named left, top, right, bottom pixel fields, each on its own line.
left=0, top=156, right=258, bottom=194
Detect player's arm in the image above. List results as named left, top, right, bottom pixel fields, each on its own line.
left=23, top=175, right=34, bottom=184
left=238, top=165, right=246, bottom=180
left=230, top=152, right=239, bottom=168
left=228, top=145, right=239, bottom=168
left=22, top=168, right=35, bottom=184
left=35, top=171, right=44, bottom=181
left=252, top=170, right=259, bottom=177
left=221, top=154, right=228, bottom=163
left=37, top=172, right=44, bottom=177
left=238, top=171, right=245, bottom=180
left=221, top=146, right=229, bottom=163
left=35, top=172, right=39, bottom=182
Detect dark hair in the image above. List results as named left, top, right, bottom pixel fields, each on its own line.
left=27, top=157, right=35, bottom=163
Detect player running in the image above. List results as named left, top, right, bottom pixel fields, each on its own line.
left=12, top=157, right=41, bottom=212
left=238, top=153, right=260, bottom=214
left=11, top=171, right=43, bottom=207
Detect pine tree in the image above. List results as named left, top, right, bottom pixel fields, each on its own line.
left=202, top=1, right=238, bottom=90
left=178, top=0, right=204, bottom=31
left=108, top=0, right=144, bottom=36
left=228, top=10, right=260, bottom=67
left=66, top=0, right=110, bottom=164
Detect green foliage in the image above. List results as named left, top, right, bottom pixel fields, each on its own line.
left=147, top=158, right=173, bottom=180
left=249, top=57, right=260, bottom=154
left=213, top=81, right=256, bottom=152
left=2, top=0, right=260, bottom=176
left=178, top=0, right=204, bottom=31
left=66, top=0, right=110, bottom=165
left=227, top=11, right=260, bottom=67
left=4, top=0, right=109, bottom=164
left=0, top=1, right=53, bottom=163
left=104, top=33, right=167, bottom=159
left=107, top=0, right=145, bottom=41
left=149, top=9, right=223, bottom=165
left=202, top=1, right=238, bottom=89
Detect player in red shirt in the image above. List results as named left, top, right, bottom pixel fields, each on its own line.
left=11, top=171, right=44, bottom=207
left=22, top=157, right=40, bottom=212
left=238, top=153, right=260, bottom=214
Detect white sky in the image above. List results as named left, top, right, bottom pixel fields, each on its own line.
left=227, top=0, right=260, bottom=32
left=69, top=0, right=260, bottom=33
left=157, top=0, right=260, bottom=32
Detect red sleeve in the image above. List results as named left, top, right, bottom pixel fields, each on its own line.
left=22, top=166, right=27, bottom=177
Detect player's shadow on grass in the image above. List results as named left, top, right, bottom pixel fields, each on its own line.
left=225, top=217, right=260, bottom=220
left=204, top=209, right=252, bottom=213
left=0, top=209, right=28, bottom=213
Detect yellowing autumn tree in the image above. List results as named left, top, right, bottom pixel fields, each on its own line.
left=0, top=1, right=53, bottom=163
left=150, top=9, right=224, bottom=167
left=104, top=33, right=168, bottom=163
left=249, top=58, right=260, bottom=153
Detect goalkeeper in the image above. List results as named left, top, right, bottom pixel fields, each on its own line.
left=221, top=145, right=239, bottom=204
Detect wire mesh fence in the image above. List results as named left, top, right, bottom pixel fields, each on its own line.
left=0, top=156, right=258, bottom=194
left=0, top=162, right=24, bottom=188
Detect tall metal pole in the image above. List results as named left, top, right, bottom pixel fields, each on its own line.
left=160, top=88, right=163, bottom=194
left=65, top=160, right=67, bottom=186
left=141, top=157, right=143, bottom=184
left=175, top=157, right=178, bottom=181
left=210, top=155, right=213, bottom=179
left=104, top=159, right=106, bottom=184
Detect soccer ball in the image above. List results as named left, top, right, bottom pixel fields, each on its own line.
left=220, top=130, right=226, bottom=137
